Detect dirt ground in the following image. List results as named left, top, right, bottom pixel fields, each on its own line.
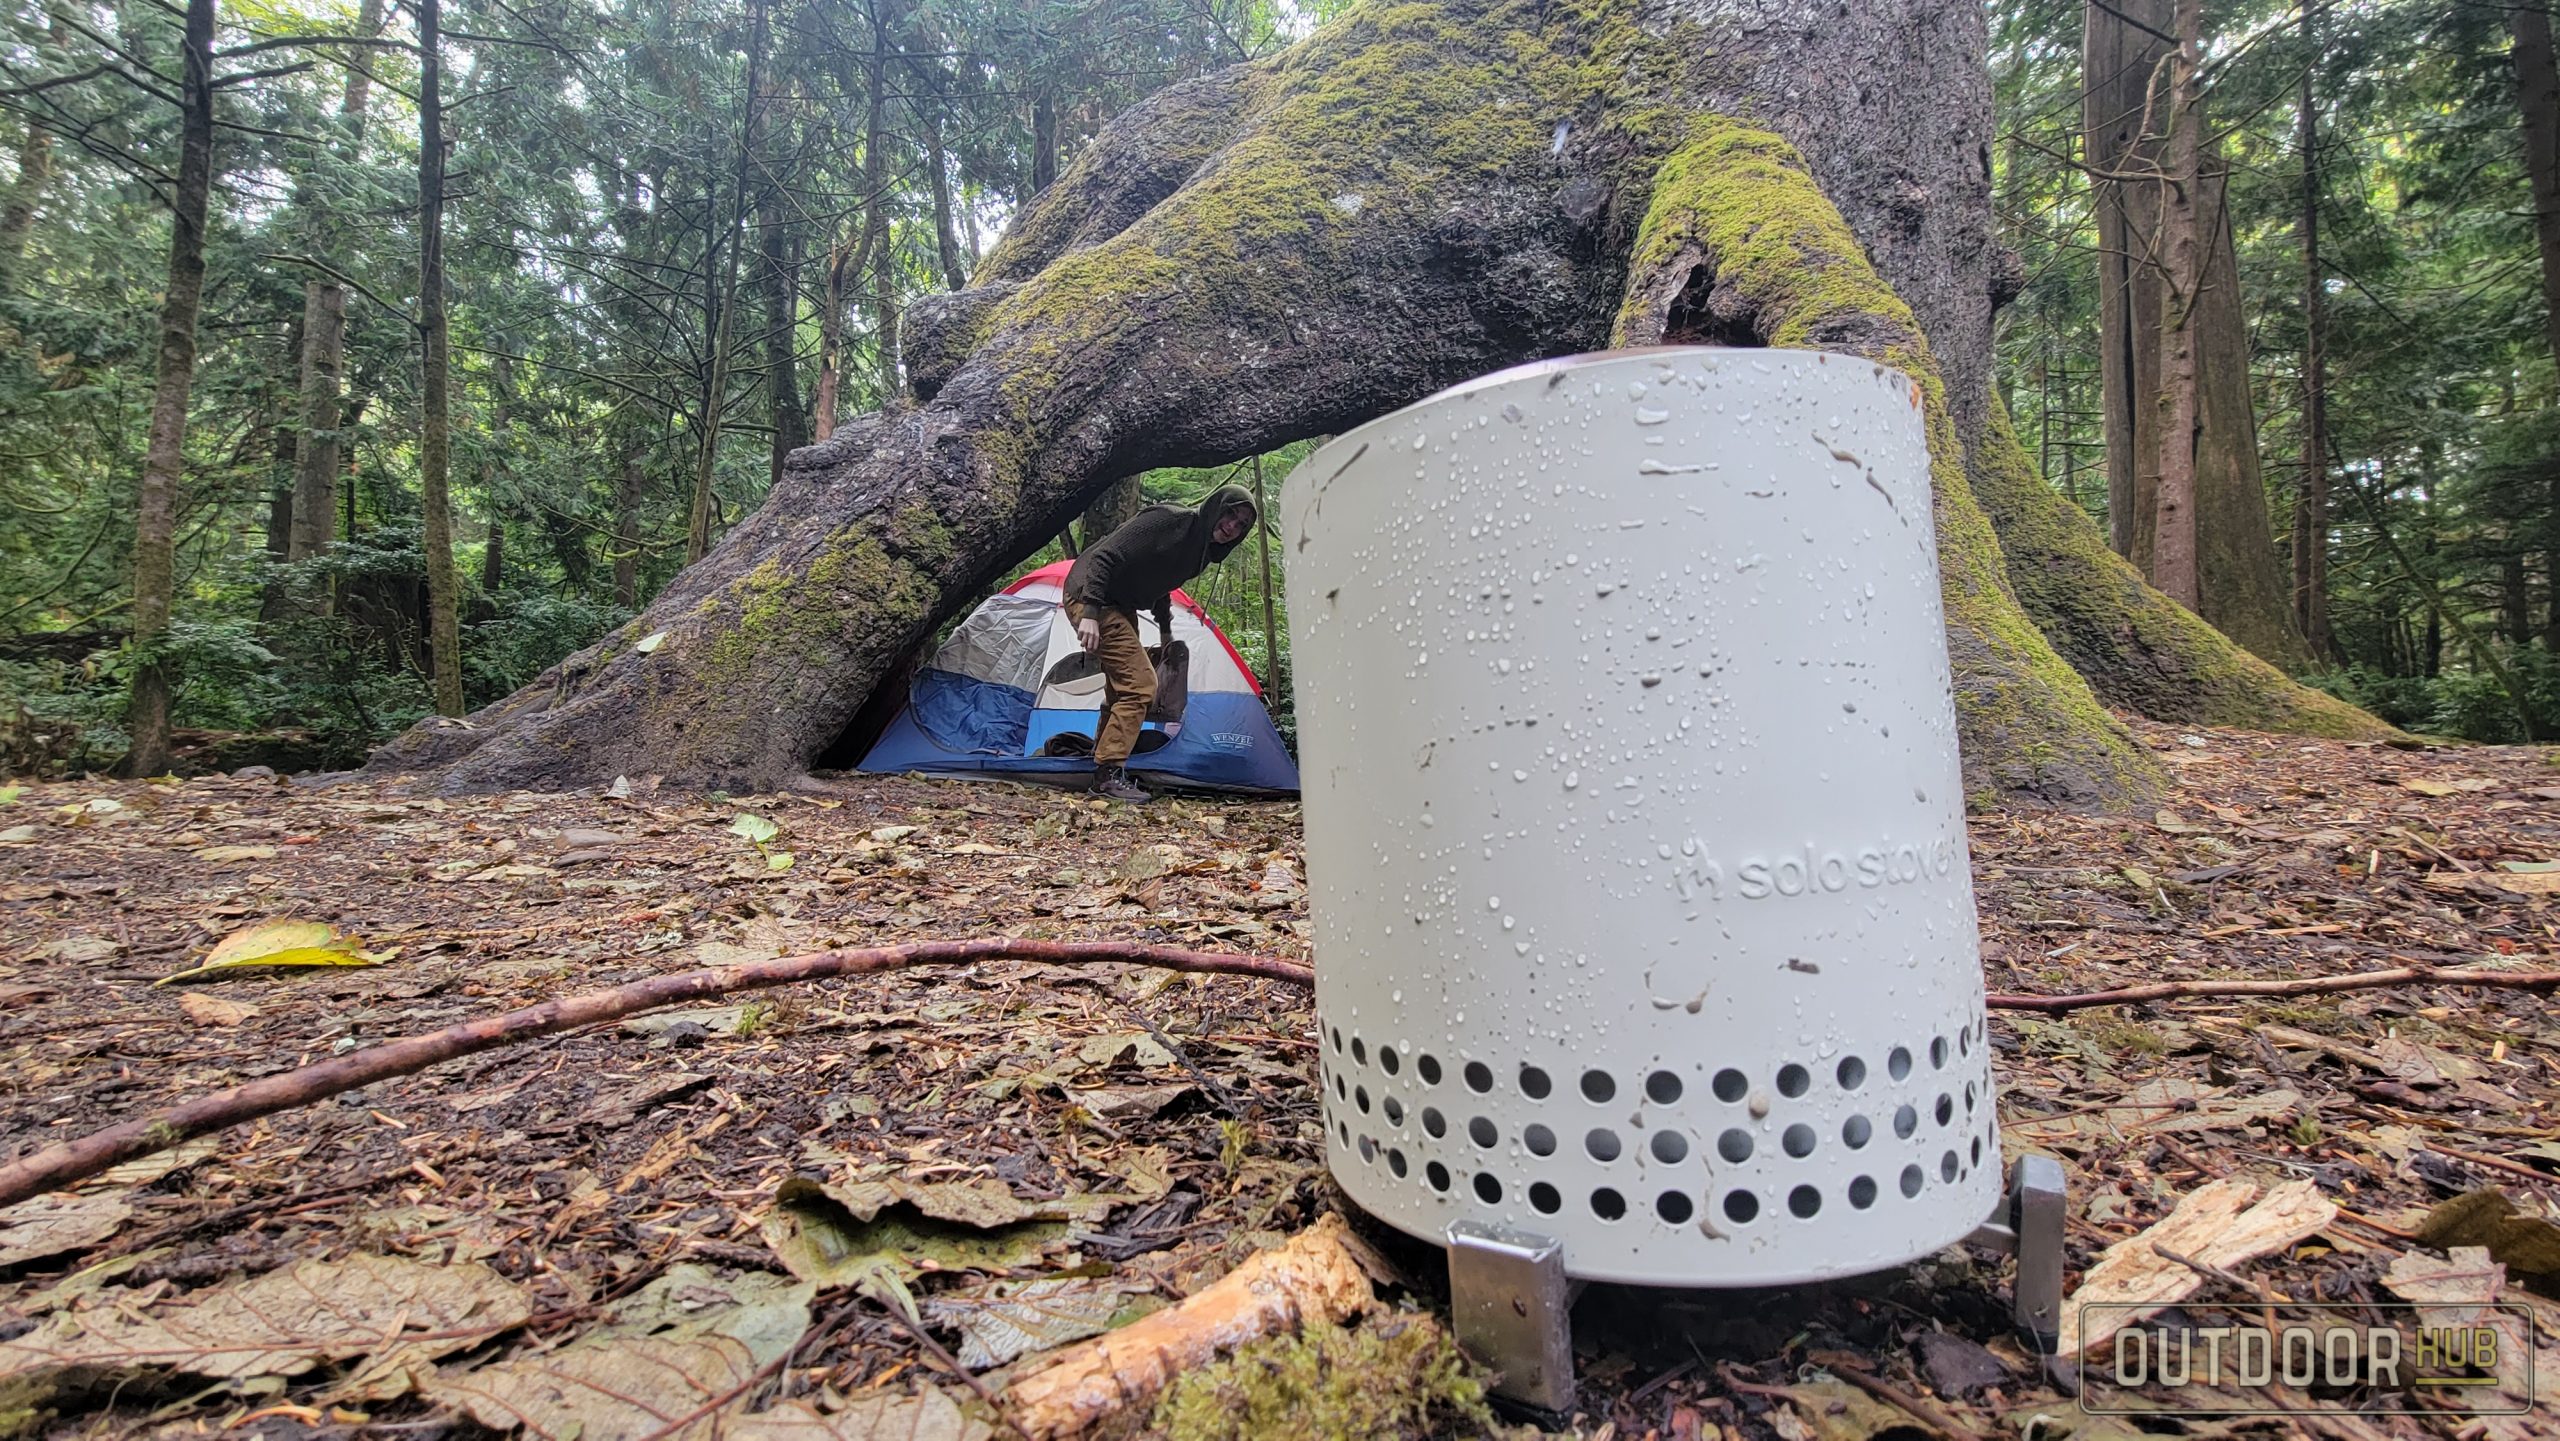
left=2, top=719, right=2558, bottom=1439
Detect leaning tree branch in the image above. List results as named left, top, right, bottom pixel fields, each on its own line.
left=0, top=939, right=1311, bottom=1210
left=1984, top=963, right=2560, bottom=1015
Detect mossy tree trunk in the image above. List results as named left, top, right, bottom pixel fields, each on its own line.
left=368, top=0, right=2384, bottom=801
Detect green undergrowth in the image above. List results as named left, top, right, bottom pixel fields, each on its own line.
left=1149, top=1314, right=1503, bottom=1441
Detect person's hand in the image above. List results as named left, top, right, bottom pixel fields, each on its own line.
left=1076, top=617, right=1101, bottom=653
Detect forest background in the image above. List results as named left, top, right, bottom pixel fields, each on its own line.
left=0, top=0, right=2551, bottom=776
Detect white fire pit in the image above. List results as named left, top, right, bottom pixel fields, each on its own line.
left=1280, top=348, right=2060, bottom=1408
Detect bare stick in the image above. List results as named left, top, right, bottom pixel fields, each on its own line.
left=1985, top=964, right=2560, bottom=1016
left=0, top=939, right=1310, bottom=1209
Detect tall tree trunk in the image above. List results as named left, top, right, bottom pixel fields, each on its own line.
left=2514, top=2, right=2560, bottom=377
left=613, top=444, right=646, bottom=608
left=260, top=317, right=301, bottom=622
left=372, top=0, right=2386, bottom=803
left=862, top=0, right=899, bottom=399
left=1253, top=453, right=1279, bottom=698
left=2149, top=0, right=2205, bottom=612
left=2293, top=5, right=2332, bottom=662
left=2084, top=0, right=2306, bottom=661
left=0, top=6, right=67, bottom=274
left=286, top=0, right=383, bottom=604
left=1030, top=86, right=1058, bottom=196
left=418, top=0, right=463, bottom=715
left=1079, top=475, right=1142, bottom=548
left=926, top=107, right=967, bottom=290
left=125, top=0, right=215, bottom=777
left=481, top=355, right=512, bottom=595
left=688, top=0, right=767, bottom=562
left=760, top=185, right=807, bottom=488
left=813, top=237, right=847, bottom=440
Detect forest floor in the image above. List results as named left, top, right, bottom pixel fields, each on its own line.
left=1, top=719, right=2558, bottom=1440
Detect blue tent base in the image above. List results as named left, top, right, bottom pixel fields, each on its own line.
left=857, top=689, right=1299, bottom=795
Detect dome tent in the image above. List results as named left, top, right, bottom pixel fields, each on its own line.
left=855, top=561, right=1299, bottom=793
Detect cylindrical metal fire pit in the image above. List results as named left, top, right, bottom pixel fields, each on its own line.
left=1281, top=347, right=2000, bottom=1297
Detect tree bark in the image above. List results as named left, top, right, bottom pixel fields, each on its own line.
left=2514, top=2, right=2560, bottom=379
left=613, top=443, right=646, bottom=608
left=688, top=0, right=767, bottom=561
left=2293, top=4, right=2332, bottom=662
left=2084, top=0, right=2308, bottom=665
left=417, top=0, right=463, bottom=716
left=813, top=236, right=848, bottom=441
left=1253, top=453, right=1280, bottom=696
left=370, top=0, right=2385, bottom=804
left=124, top=0, right=216, bottom=778
left=760, top=182, right=807, bottom=490
left=926, top=106, right=968, bottom=290
left=481, top=355, right=512, bottom=596
left=0, top=6, right=66, bottom=275
left=285, top=0, right=383, bottom=591
left=1078, top=474, right=1143, bottom=548
left=862, top=0, right=899, bottom=400
left=2151, top=0, right=2203, bottom=612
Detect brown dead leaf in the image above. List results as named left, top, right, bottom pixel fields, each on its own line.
left=724, top=1389, right=992, bottom=1440
left=178, top=991, right=259, bottom=1027
left=0, top=1190, right=132, bottom=1269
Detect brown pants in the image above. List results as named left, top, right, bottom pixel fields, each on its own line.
left=1068, top=600, right=1154, bottom=766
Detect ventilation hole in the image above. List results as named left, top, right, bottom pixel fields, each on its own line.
left=1468, top=1116, right=1498, bottom=1148
left=1958, top=1026, right=1971, bottom=1057
left=1519, top=1065, right=1552, bottom=1099
left=1788, top=1184, right=1822, bottom=1219
left=1935, top=1094, right=1953, bottom=1127
left=1964, top=1081, right=1977, bottom=1112
left=1474, top=1172, right=1503, bottom=1204
left=1657, top=1190, right=1696, bottom=1224
left=1580, top=1069, right=1617, bottom=1103
left=1717, top=1129, right=1754, bottom=1163
left=1334, top=1075, right=1347, bottom=1101
left=1389, top=1148, right=1409, bottom=1177
left=1355, top=1086, right=1371, bottom=1114
left=1645, top=1069, right=1683, bottom=1105
left=1427, top=1161, right=1451, bottom=1192
left=1930, top=1035, right=1949, bottom=1069
left=1592, top=1187, right=1627, bottom=1221
left=1899, top=1164, right=1924, bottom=1198
left=1524, top=1123, right=1557, bottom=1156
left=1782, top=1123, right=1816, bottom=1158
left=1971, top=1136, right=1983, bottom=1167
left=1383, top=1096, right=1405, bottom=1126
left=1380, top=1046, right=1400, bottom=1075
left=1463, top=1060, right=1494, bottom=1093
left=1723, top=1190, right=1760, bottom=1224
left=1893, top=1104, right=1918, bottom=1139
left=1418, top=1054, right=1443, bottom=1085
left=1329, top=1026, right=1343, bottom=1053
left=1775, top=1063, right=1810, bottom=1099
left=1529, top=1181, right=1561, bottom=1215
left=1843, top=1114, right=1873, bottom=1149
left=1338, top=1121, right=1351, bottom=1146
left=1848, top=1175, right=1878, bottom=1209
left=1358, top=1135, right=1377, bottom=1163
left=1586, top=1128, right=1623, bottom=1162
left=1712, top=1068, right=1749, bottom=1103
left=1836, top=1055, right=1867, bottom=1091
left=1422, top=1107, right=1447, bottom=1139
left=1650, top=1130, right=1689, bottom=1164
left=1888, top=1046, right=1913, bottom=1081
left=1352, top=1037, right=1367, bottom=1066
left=1941, top=1150, right=1960, bottom=1183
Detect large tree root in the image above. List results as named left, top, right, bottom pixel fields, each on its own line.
left=0, top=940, right=1310, bottom=1210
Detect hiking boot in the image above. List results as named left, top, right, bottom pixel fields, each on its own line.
left=1092, top=764, right=1153, bottom=804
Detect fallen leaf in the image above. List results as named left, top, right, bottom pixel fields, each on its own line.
left=0, top=1191, right=133, bottom=1269
left=929, top=1277, right=1138, bottom=1368
left=634, top=629, right=668, bottom=653
left=156, top=917, right=379, bottom=986
left=1078, top=1031, right=1177, bottom=1069
left=2381, top=1246, right=2548, bottom=1424
left=88, top=1137, right=221, bottom=1188
left=2058, top=1179, right=2337, bottom=1354
left=723, top=1389, right=992, bottom=1440
left=762, top=1180, right=1072, bottom=1311
left=731, top=814, right=781, bottom=845
left=1116, top=843, right=1185, bottom=884
left=0, top=824, right=38, bottom=844
left=179, top=992, right=259, bottom=1026
left=0, top=1254, right=528, bottom=1385
left=2486, top=870, right=2560, bottom=896
left=2414, top=1190, right=2560, bottom=1290
left=28, top=935, right=119, bottom=964
left=870, top=825, right=918, bottom=842
left=195, top=844, right=279, bottom=863
left=1775, top=1379, right=1912, bottom=1441
left=559, top=827, right=627, bottom=847
left=1076, top=1083, right=1198, bottom=1121
left=2399, top=776, right=2500, bottom=796
left=430, top=1265, right=811, bottom=1436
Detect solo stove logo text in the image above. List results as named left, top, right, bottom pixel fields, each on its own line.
left=2080, top=1303, right=2535, bottom=1417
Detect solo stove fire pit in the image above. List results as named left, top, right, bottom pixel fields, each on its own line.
left=1280, top=348, right=2063, bottom=1409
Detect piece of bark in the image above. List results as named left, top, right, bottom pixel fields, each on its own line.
left=2057, top=1178, right=2336, bottom=1356
left=1004, top=1212, right=1375, bottom=1438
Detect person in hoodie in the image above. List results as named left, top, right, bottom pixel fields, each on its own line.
left=1064, top=484, right=1259, bottom=803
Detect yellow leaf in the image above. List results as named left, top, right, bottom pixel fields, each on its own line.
left=196, top=844, right=279, bottom=863
left=156, top=919, right=379, bottom=986
left=634, top=630, right=668, bottom=654
left=765, top=850, right=796, bottom=872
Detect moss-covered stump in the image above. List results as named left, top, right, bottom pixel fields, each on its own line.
left=366, top=0, right=2381, bottom=803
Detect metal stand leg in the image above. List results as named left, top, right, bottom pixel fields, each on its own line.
left=1964, top=1153, right=2068, bottom=1354
left=1446, top=1221, right=1577, bottom=1412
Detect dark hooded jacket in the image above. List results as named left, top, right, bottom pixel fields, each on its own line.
left=1064, top=485, right=1259, bottom=622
